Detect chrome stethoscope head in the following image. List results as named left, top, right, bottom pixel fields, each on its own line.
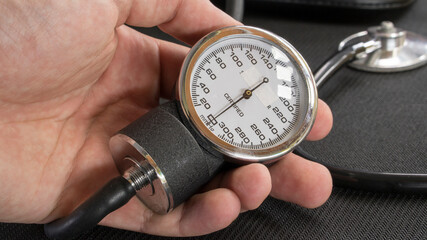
left=315, top=21, right=427, bottom=88
left=340, top=21, right=427, bottom=73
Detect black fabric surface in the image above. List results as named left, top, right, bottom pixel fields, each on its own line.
left=1, top=1, right=426, bottom=239
left=247, top=0, right=416, bottom=9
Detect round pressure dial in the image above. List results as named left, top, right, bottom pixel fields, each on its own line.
left=179, top=26, right=317, bottom=163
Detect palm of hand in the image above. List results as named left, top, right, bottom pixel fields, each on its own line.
left=0, top=1, right=333, bottom=237
left=1, top=0, right=164, bottom=225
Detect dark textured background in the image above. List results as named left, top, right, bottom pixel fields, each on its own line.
left=1, top=0, right=426, bottom=239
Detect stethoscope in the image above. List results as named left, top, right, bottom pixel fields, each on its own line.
left=295, top=21, right=427, bottom=193
left=44, top=22, right=427, bottom=239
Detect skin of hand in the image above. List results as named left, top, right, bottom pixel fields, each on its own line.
left=0, top=0, right=333, bottom=237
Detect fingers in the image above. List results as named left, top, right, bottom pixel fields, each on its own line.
left=101, top=188, right=241, bottom=237
left=100, top=164, right=271, bottom=236
left=122, top=0, right=240, bottom=44
left=269, top=152, right=332, bottom=208
left=155, top=38, right=189, bottom=99
left=208, top=164, right=272, bottom=212
left=305, top=99, right=333, bottom=141
left=158, top=189, right=241, bottom=236
left=150, top=164, right=270, bottom=235
left=101, top=154, right=330, bottom=236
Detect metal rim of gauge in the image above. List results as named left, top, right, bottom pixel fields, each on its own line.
left=178, top=26, right=317, bottom=164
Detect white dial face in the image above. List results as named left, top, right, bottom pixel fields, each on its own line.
left=180, top=28, right=316, bottom=162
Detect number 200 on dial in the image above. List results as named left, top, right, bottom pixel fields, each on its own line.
left=179, top=26, right=317, bottom=164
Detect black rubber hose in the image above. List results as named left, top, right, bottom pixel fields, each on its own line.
left=294, top=146, right=427, bottom=193
left=44, top=176, right=136, bottom=240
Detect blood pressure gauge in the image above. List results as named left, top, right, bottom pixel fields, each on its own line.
left=179, top=26, right=317, bottom=163
left=44, top=26, right=318, bottom=239
left=110, top=26, right=317, bottom=214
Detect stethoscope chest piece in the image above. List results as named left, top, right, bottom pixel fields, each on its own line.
left=340, top=21, right=427, bottom=73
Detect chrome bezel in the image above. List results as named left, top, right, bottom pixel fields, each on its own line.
left=178, top=26, right=317, bottom=164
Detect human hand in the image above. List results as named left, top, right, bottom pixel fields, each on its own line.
left=0, top=0, right=333, bottom=237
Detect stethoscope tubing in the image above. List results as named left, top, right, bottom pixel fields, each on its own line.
left=294, top=146, right=427, bottom=194
left=297, top=32, right=427, bottom=193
